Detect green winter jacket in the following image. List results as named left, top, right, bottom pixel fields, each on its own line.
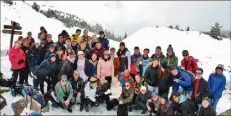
left=55, top=81, right=73, bottom=104
left=119, top=88, right=134, bottom=104
left=163, top=52, right=178, bottom=69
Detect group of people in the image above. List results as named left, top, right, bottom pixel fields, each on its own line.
left=0, top=26, right=227, bottom=116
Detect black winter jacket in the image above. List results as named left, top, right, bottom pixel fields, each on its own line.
left=199, top=105, right=216, bottom=116
left=135, top=91, right=152, bottom=108
left=144, top=66, right=158, bottom=87
left=69, top=77, right=85, bottom=94
left=58, top=59, right=75, bottom=80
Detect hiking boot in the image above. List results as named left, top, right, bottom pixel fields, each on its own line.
left=141, top=109, right=147, bottom=114
left=67, top=107, right=72, bottom=113
left=85, top=105, right=89, bottom=112
left=51, top=102, right=59, bottom=108
left=79, top=105, right=84, bottom=112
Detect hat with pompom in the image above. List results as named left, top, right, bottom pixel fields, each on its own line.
left=167, top=44, right=173, bottom=52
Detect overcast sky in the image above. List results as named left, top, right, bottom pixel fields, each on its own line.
left=34, top=1, right=231, bottom=36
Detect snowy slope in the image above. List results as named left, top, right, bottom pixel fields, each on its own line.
left=1, top=1, right=119, bottom=51
left=123, top=26, right=231, bottom=114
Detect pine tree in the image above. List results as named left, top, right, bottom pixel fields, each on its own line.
left=32, top=2, right=40, bottom=12
left=210, top=22, right=223, bottom=40
left=168, top=25, right=173, bottom=29
left=175, top=25, right=180, bottom=30
left=186, top=26, right=190, bottom=31
left=123, top=33, right=127, bottom=39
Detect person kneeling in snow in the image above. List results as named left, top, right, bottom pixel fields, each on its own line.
left=84, top=76, right=98, bottom=112
left=146, top=92, right=160, bottom=115
left=55, top=75, right=75, bottom=113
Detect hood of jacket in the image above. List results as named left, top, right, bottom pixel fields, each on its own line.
left=179, top=94, right=187, bottom=104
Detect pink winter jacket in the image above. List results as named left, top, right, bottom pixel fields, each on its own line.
left=97, top=58, right=114, bottom=79
left=8, top=47, right=26, bottom=70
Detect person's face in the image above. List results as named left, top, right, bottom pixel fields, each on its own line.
left=100, top=34, right=104, bottom=38
left=100, top=76, right=105, bottom=81
left=65, top=40, right=71, bottom=45
left=216, top=68, right=223, bottom=75
left=143, top=50, right=149, bottom=56
left=80, top=43, right=86, bottom=49
left=124, top=70, right=130, bottom=77
left=76, top=32, right=81, bottom=36
left=59, top=36, right=64, bottom=42
left=196, top=70, right=203, bottom=79
left=28, top=32, right=32, bottom=37
left=160, top=98, right=166, bottom=105
left=61, top=79, right=67, bottom=86
left=125, top=83, right=130, bottom=90
left=152, top=96, right=159, bottom=101
left=78, top=54, right=85, bottom=60
left=15, top=41, right=22, bottom=48
left=110, top=49, right=115, bottom=55
left=67, top=49, right=72, bottom=53
left=171, top=69, right=178, bottom=76
left=172, top=95, right=180, bottom=103
left=140, top=90, right=146, bottom=94
left=161, top=67, right=165, bottom=72
left=49, top=47, right=54, bottom=52
left=73, top=72, right=80, bottom=80
left=91, top=54, right=97, bottom=61
left=47, top=36, right=52, bottom=41
left=57, top=50, right=63, bottom=55
left=104, top=54, right=109, bottom=59
left=70, top=56, right=76, bottom=62
left=135, top=76, right=141, bottom=83
left=35, top=43, right=39, bottom=48
left=41, top=44, right=45, bottom=47
left=84, top=30, right=88, bottom=35
left=112, top=78, right=118, bottom=85
left=202, top=100, right=209, bottom=108
left=167, top=50, right=173, bottom=56
left=96, top=43, right=102, bottom=49
left=92, top=36, right=97, bottom=41
left=51, top=56, right=56, bottom=62
left=155, top=49, right=161, bottom=55
left=152, top=60, right=159, bottom=67
left=72, top=41, right=77, bottom=46
left=120, top=45, right=125, bottom=50
left=134, top=49, right=139, bottom=54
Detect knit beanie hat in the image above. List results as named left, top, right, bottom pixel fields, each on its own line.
left=215, top=64, right=224, bottom=72
left=167, top=44, right=173, bottom=52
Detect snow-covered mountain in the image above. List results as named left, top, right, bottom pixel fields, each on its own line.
left=1, top=1, right=231, bottom=115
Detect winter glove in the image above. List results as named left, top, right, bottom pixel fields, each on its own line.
left=17, top=59, right=24, bottom=65
left=89, top=97, right=96, bottom=102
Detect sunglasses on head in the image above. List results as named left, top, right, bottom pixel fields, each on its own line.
left=183, top=54, right=188, bottom=56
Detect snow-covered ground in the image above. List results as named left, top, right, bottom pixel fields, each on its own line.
left=1, top=1, right=231, bottom=115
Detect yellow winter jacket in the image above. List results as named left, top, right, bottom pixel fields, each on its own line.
left=70, top=35, right=82, bottom=44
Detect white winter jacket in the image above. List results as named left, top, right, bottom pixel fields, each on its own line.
left=84, top=82, right=97, bottom=102
left=109, top=82, right=122, bottom=100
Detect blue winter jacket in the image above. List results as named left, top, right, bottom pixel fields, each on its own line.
left=173, top=66, right=192, bottom=92
left=44, top=52, right=53, bottom=60
left=35, top=54, right=57, bottom=77
left=98, top=37, right=109, bottom=50
left=208, top=73, right=226, bottom=98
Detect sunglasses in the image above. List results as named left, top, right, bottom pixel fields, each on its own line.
left=125, top=85, right=130, bottom=87
left=196, top=72, right=202, bottom=75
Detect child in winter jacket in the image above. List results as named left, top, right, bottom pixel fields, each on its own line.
left=208, top=64, right=226, bottom=110
left=181, top=50, right=198, bottom=74
left=199, top=97, right=216, bottom=116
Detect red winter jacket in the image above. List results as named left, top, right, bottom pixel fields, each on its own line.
left=181, top=56, right=198, bottom=74
left=8, top=47, right=26, bottom=70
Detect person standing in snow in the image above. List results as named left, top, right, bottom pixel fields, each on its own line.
left=199, top=97, right=216, bottom=116
left=27, top=42, right=41, bottom=76
left=162, top=44, right=178, bottom=70
left=56, top=33, right=65, bottom=47
left=9, top=40, right=26, bottom=87
left=68, top=70, right=85, bottom=112
left=21, top=38, right=31, bottom=86
left=98, top=31, right=109, bottom=50
left=110, top=47, right=120, bottom=76
left=83, top=76, right=98, bottom=112
left=91, top=42, right=106, bottom=60
left=89, top=53, right=98, bottom=76
left=75, top=51, right=94, bottom=84
left=136, top=48, right=152, bottom=77
left=26, top=32, right=35, bottom=46
left=58, top=53, right=76, bottom=80
left=90, top=35, right=98, bottom=50
left=44, top=44, right=55, bottom=60
left=55, top=75, right=75, bottom=113
left=34, top=53, right=57, bottom=94
left=170, top=66, right=193, bottom=98
left=208, top=64, right=226, bottom=110
left=97, top=51, right=114, bottom=85
left=117, top=42, right=131, bottom=74
left=191, top=68, right=210, bottom=109
left=82, top=29, right=92, bottom=50
left=71, top=29, right=82, bottom=44
left=45, top=34, right=54, bottom=50
left=38, top=41, right=47, bottom=64
left=144, top=59, right=161, bottom=94
left=130, top=46, right=142, bottom=79
left=151, top=46, right=165, bottom=64
left=181, top=50, right=198, bottom=74
left=79, top=41, right=91, bottom=60
left=157, top=62, right=173, bottom=99
left=37, top=26, right=47, bottom=40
